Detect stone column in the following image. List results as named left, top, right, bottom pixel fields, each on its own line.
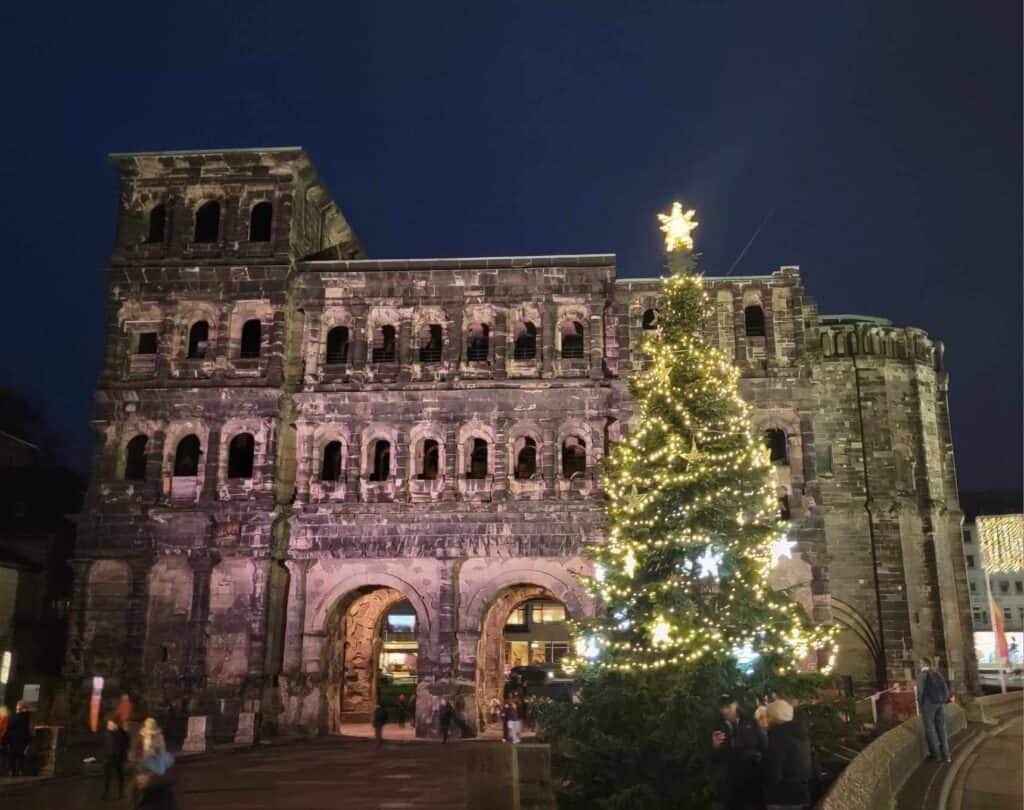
left=541, top=302, right=556, bottom=377
left=282, top=559, right=310, bottom=674
left=63, top=559, right=93, bottom=682
left=493, top=309, right=507, bottom=379
left=184, top=552, right=218, bottom=707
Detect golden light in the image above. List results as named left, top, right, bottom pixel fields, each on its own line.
left=657, top=201, right=699, bottom=252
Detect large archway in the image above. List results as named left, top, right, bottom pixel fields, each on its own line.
left=475, top=585, right=572, bottom=731
left=322, top=586, right=421, bottom=732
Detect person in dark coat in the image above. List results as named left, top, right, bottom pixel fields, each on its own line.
left=761, top=700, right=813, bottom=810
left=397, top=694, right=408, bottom=728
left=6, top=701, right=31, bottom=777
left=102, top=717, right=130, bottom=800
left=438, top=698, right=456, bottom=743
left=916, top=657, right=951, bottom=763
left=711, top=694, right=767, bottom=810
left=372, top=704, right=387, bottom=748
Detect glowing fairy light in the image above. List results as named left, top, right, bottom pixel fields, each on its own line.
left=697, top=547, right=723, bottom=579
left=769, top=535, right=796, bottom=567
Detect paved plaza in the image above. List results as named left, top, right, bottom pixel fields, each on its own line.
left=4, top=734, right=473, bottom=810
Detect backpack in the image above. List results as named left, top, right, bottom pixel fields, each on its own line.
left=922, top=671, right=949, bottom=704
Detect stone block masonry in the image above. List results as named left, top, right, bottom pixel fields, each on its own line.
left=66, top=147, right=976, bottom=741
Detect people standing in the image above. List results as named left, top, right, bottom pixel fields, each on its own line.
left=0, top=705, right=9, bottom=775
left=136, top=718, right=176, bottom=809
left=115, top=694, right=134, bottom=726
left=438, top=698, right=456, bottom=743
left=101, top=717, right=130, bottom=800
left=505, top=701, right=521, bottom=744
left=500, top=701, right=511, bottom=742
left=761, top=699, right=813, bottom=810
left=6, top=701, right=31, bottom=777
left=397, top=694, right=408, bottom=728
left=917, top=657, right=951, bottom=763
left=711, top=694, right=767, bottom=810
left=372, top=704, right=387, bottom=748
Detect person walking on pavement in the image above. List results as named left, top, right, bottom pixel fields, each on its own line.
left=711, top=693, right=767, bottom=810
left=6, top=701, right=31, bottom=777
left=101, top=717, right=130, bottom=800
left=505, top=701, right=521, bottom=744
left=136, top=718, right=176, bottom=809
left=397, top=693, right=408, bottom=728
left=372, top=704, right=387, bottom=748
left=761, top=699, right=813, bottom=810
left=438, top=698, right=456, bottom=743
left=917, top=657, right=952, bottom=763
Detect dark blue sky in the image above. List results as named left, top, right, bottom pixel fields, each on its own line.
left=0, top=2, right=1019, bottom=490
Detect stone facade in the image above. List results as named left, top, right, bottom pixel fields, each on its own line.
left=66, top=147, right=976, bottom=739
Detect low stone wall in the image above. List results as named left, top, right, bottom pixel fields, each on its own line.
left=965, top=690, right=1023, bottom=724
left=820, top=704, right=966, bottom=810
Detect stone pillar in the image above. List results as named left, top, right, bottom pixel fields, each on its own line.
left=182, top=715, right=212, bottom=753
left=541, top=302, right=556, bottom=377
left=493, top=309, right=507, bottom=379
left=184, top=552, right=217, bottom=707
left=234, top=711, right=258, bottom=745
left=63, top=559, right=93, bottom=682
left=282, top=559, right=310, bottom=674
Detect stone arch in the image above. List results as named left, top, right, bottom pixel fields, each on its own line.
left=175, top=301, right=220, bottom=360
left=409, top=421, right=447, bottom=481
left=456, top=421, right=496, bottom=478
left=360, top=423, right=400, bottom=480
left=557, top=418, right=595, bottom=476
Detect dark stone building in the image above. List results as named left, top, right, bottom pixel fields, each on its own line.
left=67, top=147, right=975, bottom=739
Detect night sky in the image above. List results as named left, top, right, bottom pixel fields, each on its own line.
left=0, top=2, right=1019, bottom=491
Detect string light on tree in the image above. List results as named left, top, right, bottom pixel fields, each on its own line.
left=569, top=199, right=838, bottom=675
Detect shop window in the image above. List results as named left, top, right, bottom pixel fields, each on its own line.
left=194, top=201, right=220, bottom=243
left=560, top=321, right=585, bottom=359
left=325, top=326, right=350, bottom=365
left=744, top=305, right=766, bottom=337
left=187, top=321, right=209, bottom=359
left=173, top=435, right=201, bottom=477
left=124, top=435, right=148, bottom=481
left=514, top=437, right=537, bottom=480
left=249, top=201, right=273, bottom=242
left=561, top=436, right=586, bottom=478
left=136, top=332, right=158, bottom=355
left=543, top=642, right=569, bottom=665
left=372, top=325, right=397, bottom=363
left=369, top=439, right=391, bottom=481
left=419, top=439, right=440, bottom=480
left=513, top=321, right=537, bottom=360
left=467, top=438, right=488, bottom=479
left=466, top=323, right=490, bottom=362
left=641, top=308, right=657, bottom=330
left=227, top=433, right=255, bottom=479
left=146, top=204, right=166, bottom=244
left=764, top=429, right=788, bottom=464
left=419, top=324, right=443, bottom=363
left=321, top=441, right=343, bottom=482
left=530, top=600, right=566, bottom=623
left=505, top=606, right=527, bottom=628
left=240, top=319, right=261, bottom=358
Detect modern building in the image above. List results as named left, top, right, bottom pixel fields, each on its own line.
left=66, top=147, right=976, bottom=739
left=962, top=514, right=1024, bottom=667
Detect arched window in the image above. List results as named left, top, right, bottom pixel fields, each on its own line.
left=124, top=435, right=148, bottom=481
left=466, top=323, right=489, bottom=362
left=419, top=324, right=443, bottom=363
left=173, top=435, right=201, bottom=477
left=321, top=440, right=343, bottom=482
left=744, top=305, right=765, bottom=337
left=512, top=321, right=537, bottom=361
left=372, top=325, right=397, bottom=363
left=467, top=438, right=488, bottom=479
left=325, top=326, right=350, bottom=365
left=561, top=321, right=585, bottom=359
left=187, top=321, right=209, bottom=359
left=146, top=204, right=166, bottom=244
left=227, top=433, right=255, bottom=479
left=562, top=436, right=586, bottom=478
left=249, top=202, right=273, bottom=242
left=641, top=308, right=658, bottom=330
left=240, top=319, right=261, bottom=358
left=764, top=429, right=788, bottom=464
left=194, top=201, right=220, bottom=243
left=514, top=437, right=537, bottom=480
left=369, top=439, right=391, bottom=481
left=419, top=439, right=440, bottom=480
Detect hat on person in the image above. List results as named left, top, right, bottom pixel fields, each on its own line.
left=765, top=699, right=794, bottom=724
left=718, top=693, right=737, bottom=707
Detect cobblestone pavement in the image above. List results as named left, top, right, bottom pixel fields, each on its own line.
left=5, top=735, right=473, bottom=810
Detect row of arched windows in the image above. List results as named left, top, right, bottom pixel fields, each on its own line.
left=321, top=319, right=588, bottom=366
left=636, top=305, right=766, bottom=337
left=123, top=433, right=256, bottom=481
left=144, top=200, right=273, bottom=245
left=184, top=319, right=262, bottom=360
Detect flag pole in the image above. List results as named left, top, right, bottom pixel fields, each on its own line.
left=984, top=570, right=1007, bottom=694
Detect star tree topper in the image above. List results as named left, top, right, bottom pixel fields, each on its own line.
left=657, top=201, right=700, bottom=252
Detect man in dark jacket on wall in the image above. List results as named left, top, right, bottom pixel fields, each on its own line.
left=711, top=694, right=767, bottom=810
left=916, top=657, right=951, bottom=763
left=6, top=702, right=31, bottom=777
left=762, top=700, right=813, bottom=810
left=102, top=717, right=130, bottom=800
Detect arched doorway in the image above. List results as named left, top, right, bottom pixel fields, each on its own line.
left=323, top=586, right=420, bottom=732
left=475, top=585, right=572, bottom=731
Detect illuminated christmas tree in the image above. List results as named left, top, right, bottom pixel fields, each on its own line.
left=574, top=202, right=836, bottom=676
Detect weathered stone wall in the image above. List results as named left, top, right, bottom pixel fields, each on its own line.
left=68, top=148, right=975, bottom=740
